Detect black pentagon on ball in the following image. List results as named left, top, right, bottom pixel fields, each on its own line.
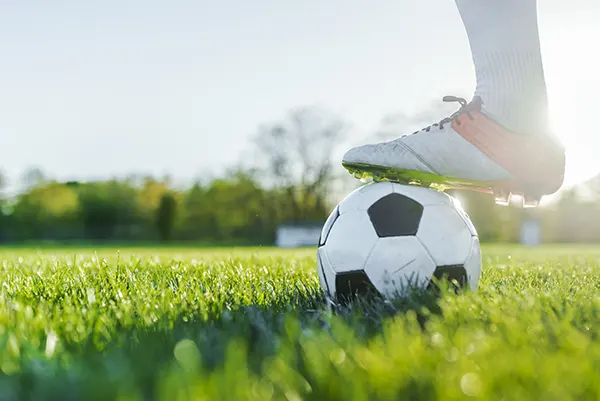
left=426, top=265, right=468, bottom=293
left=367, top=193, right=424, bottom=237
left=335, top=270, right=382, bottom=304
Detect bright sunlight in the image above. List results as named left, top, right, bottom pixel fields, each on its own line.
left=544, top=20, right=600, bottom=187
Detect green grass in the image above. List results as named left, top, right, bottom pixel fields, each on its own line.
left=1, top=244, right=600, bottom=400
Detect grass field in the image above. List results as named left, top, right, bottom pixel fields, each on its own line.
left=0, top=244, right=600, bottom=400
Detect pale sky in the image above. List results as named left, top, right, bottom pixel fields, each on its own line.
left=1, top=0, right=599, bottom=192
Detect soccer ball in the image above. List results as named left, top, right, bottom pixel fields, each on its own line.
left=317, top=182, right=481, bottom=303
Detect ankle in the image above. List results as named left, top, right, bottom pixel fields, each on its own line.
left=478, top=93, right=549, bottom=135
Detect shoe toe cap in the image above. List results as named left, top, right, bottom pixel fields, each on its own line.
left=342, top=141, right=434, bottom=173
left=342, top=145, right=376, bottom=165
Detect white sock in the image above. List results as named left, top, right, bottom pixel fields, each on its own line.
left=455, top=0, right=549, bottom=135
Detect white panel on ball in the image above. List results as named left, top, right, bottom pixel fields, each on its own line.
left=417, top=205, right=472, bottom=266
left=464, top=237, right=482, bottom=290
left=391, top=183, right=454, bottom=206
left=338, top=182, right=394, bottom=214
left=319, top=205, right=339, bottom=246
left=324, top=211, right=378, bottom=273
left=450, top=197, right=478, bottom=236
left=317, top=248, right=337, bottom=296
left=364, top=236, right=436, bottom=298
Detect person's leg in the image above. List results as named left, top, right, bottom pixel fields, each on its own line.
left=342, top=0, right=564, bottom=207
left=456, top=0, right=548, bottom=135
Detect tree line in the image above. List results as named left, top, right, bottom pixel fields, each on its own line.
left=2, top=168, right=599, bottom=245
left=0, top=107, right=346, bottom=244
left=1, top=105, right=599, bottom=244
left=0, top=170, right=319, bottom=243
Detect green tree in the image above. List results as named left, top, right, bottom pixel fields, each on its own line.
left=77, top=181, right=139, bottom=240
left=0, top=170, right=7, bottom=242
left=180, top=183, right=211, bottom=240
left=156, top=192, right=177, bottom=242
left=12, top=182, right=81, bottom=240
left=253, top=107, right=347, bottom=223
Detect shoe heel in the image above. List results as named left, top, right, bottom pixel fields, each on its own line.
left=492, top=180, right=555, bottom=208
left=493, top=181, right=555, bottom=208
left=493, top=190, right=542, bottom=208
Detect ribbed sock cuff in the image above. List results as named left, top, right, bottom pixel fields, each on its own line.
left=473, top=51, right=549, bottom=134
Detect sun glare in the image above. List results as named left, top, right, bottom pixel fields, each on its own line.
left=544, top=22, right=600, bottom=188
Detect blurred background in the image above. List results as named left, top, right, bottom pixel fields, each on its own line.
left=1, top=0, right=599, bottom=246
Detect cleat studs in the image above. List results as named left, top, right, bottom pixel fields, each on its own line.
left=372, top=172, right=383, bottom=182
left=494, top=190, right=510, bottom=206
left=360, top=173, right=372, bottom=183
left=523, top=201, right=539, bottom=208
left=494, top=190, right=540, bottom=208
left=508, top=193, right=524, bottom=208
left=353, top=171, right=363, bottom=179
left=494, top=198, right=510, bottom=207
left=523, top=194, right=541, bottom=208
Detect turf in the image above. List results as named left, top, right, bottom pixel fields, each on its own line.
left=0, top=244, right=600, bottom=400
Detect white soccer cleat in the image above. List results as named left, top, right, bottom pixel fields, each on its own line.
left=342, top=96, right=565, bottom=207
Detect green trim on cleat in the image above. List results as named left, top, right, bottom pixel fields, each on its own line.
left=342, top=162, right=497, bottom=193
left=341, top=161, right=546, bottom=208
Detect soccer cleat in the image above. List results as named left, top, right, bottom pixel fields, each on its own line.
left=342, top=96, right=565, bottom=207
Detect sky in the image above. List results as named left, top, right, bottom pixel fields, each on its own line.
left=1, top=0, right=599, bottom=193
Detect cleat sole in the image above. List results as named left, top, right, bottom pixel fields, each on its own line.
left=342, top=162, right=551, bottom=208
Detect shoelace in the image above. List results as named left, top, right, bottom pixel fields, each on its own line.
left=411, top=96, right=477, bottom=134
